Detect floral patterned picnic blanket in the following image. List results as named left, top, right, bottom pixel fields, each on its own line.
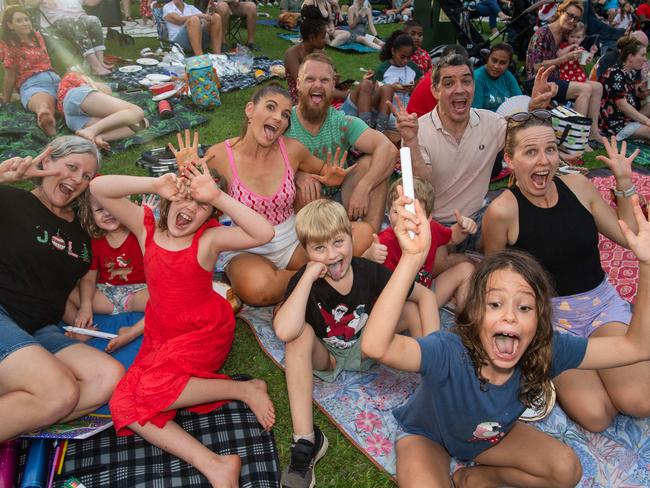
left=0, top=91, right=207, bottom=161
left=240, top=306, right=650, bottom=486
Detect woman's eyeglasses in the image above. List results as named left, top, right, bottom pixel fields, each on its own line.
left=563, top=11, right=581, bottom=22
left=507, top=110, right=553, bottom=128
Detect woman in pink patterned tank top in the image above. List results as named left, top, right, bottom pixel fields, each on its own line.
left=172, top=84, right=350, bottom=305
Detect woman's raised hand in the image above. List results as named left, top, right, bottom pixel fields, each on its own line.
left=393, top=185, right=431, bottom=264
left=168, top=129, right=200, bottom=171
left=0, top=147, right=55, bottom=184
left=313, top=147, right=352, bottom=187
left=597, top=136, right=638, bottom=183
left=619, top=195, right=650, bottom=265
left=152, top=172, right=188, bottom=201
left=185, top=161, right=222, bottom=204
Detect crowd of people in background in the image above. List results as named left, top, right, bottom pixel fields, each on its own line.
left=2, top=0, right=650, bottom=486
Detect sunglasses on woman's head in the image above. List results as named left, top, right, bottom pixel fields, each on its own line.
left=507, top=110, right=553, bottom=128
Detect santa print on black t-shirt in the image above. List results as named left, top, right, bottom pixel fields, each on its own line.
left=285, top=257, right=406, bottom=350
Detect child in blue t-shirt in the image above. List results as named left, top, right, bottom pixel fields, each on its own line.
left=472, top=43, right=522, bottom=112
left=361, top=188, right=650, bottom=486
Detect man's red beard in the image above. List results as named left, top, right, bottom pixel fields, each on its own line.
left=298, top=89, right=332, bottom=123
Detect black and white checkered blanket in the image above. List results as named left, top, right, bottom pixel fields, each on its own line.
left=52, top=401, right=280, bottom=488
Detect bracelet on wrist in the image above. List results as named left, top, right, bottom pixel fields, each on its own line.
left=611, top=184, right=636, bottom=198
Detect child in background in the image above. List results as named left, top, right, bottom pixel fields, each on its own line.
left=91, top=164, right=275, bottom=486
left=373, top=30, right=422, bottom=133
left=404, top=20, right=432, bottom=74
left=472, top=43, right=522, bottom=112
left=0, top=6, right=59, bottom=136
left=363, top=177, right=476, bottom=308
left=64, top=192, right=157, bottom=352
left=274, top=199, right=437, bottom=488
left=57, top=71, right=147, bottom=151
left=612, top=1, right=634, bottom=30
left=361, top=190, right=650, bottom=487
left=557, top=22, right=597, bottom=83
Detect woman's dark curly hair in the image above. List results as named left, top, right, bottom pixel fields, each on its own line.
left=1, top=6, right=37, bottom=46
left=452, top=249, right=555, bottom=409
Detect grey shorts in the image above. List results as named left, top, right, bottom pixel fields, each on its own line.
left=313, top=336, right=375, bottom=382
left=96, top=283, right=147, bottom=314
left=0, top=304, right=78, bottom=362
left=19, top=71, right=60, bottom=109
left=173, top=25, right=210, bottom=53
left=62, top=86, right=97, bottom=132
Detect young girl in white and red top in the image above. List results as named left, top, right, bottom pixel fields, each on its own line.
left=65, top=192, right=155, bottom=352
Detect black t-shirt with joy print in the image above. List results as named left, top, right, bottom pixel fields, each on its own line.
left=0, top=186, right=91, bottom=333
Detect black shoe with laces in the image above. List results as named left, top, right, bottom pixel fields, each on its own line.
left=281, top=426, right=328, bottom=488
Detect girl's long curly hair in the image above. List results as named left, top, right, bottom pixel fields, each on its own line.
left=452, top=249, right=555, bottom=409
left=78, top=189, right=108, bottom=239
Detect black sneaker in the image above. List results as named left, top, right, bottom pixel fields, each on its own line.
left=281, top=426, right=328, bottom=488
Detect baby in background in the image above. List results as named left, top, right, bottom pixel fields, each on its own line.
left=363, top=177, right=476, bottom=308
left=557, top=22, right=598, bottom=83
left=64, top=191, right=156, bottom=352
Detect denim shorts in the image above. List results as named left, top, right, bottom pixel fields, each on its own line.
left=172, top=25, right=210, bottom=53
left=616, top=122, right=642, bottom=141
left=62, top=86, right=97, bottom=132
left=0, top=304, right=79, bottom=362
left=19, top=71, right=61, bottom=109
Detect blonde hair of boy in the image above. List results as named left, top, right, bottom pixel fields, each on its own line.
left=387, top=177, right=435, bottom=217
left=295, top=199, right=352, bottom=248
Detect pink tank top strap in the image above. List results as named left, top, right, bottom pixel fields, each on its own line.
left=224, top=140, right=240, bottom=183
left=277, top=136, right=295, bottom=180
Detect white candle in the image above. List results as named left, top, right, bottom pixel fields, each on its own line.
left=399, top=147, right=416, bottom=239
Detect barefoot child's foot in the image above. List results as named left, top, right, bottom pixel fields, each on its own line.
left=203, top=453, right=241, bottom=488
left=241, top=379, right=276, bottom=431
left=37, top=110, right=56, bottom=137
left=94, top=135, right=111, bottom=151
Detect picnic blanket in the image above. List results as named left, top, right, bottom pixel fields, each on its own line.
left=592, top=171, right=650, bottom=302
left=240, top=305, right=650, bottom=486
left=276, top=32, right=380, bottom=52
left=0, top=92, right=208, bottom=161
left=625, top=139, right=650, bottom=166
left=103, top=19, right=158, bottom=38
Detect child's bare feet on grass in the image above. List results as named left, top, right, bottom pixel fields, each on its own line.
left=91, top=67, right=112, bottom=76
left=204, top=454, right=241, bottom=488
left=37, top=110, right=56, bottom=137
left=76, top=129, right=110, bottom=151
left=242, top=379, right=276, bottom=431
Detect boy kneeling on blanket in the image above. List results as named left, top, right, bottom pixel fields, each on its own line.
left=273, top=199, right=438, bottom=488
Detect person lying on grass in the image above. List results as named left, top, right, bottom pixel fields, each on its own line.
left=361, top=187, right=650, bottom=488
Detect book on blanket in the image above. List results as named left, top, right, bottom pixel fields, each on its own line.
left=23, top=414, right=113, bottom=440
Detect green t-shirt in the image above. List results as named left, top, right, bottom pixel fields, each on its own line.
left=286, top=106, right=369, bottom=166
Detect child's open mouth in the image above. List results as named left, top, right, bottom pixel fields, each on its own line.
left=327, top=260, right=345, bottom=280
left=175, top=211, right=192, bottom=229
left=493, top=332, right=519, bottom=360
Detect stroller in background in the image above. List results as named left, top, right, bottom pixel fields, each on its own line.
left=433, top=0, right=556, bottom=61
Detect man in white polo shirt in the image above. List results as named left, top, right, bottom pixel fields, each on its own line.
left=391, top=53, right=556, bottom=254
left=163, top=0, right=222, bottom=55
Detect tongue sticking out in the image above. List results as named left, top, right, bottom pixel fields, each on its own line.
left=264, top=126, right=275, bottom=140
left=175, top=213, right=190, bottom=228
left=327, top=261, right=345, bottom=280
left=495, top=334, right=515, bottom=355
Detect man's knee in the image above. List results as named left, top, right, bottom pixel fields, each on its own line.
left=185, top=15, right=201, bottom=29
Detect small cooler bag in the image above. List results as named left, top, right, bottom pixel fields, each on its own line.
left=184, top=54, right=221, bottom=109
left=551, top=105, right=591, bottom=156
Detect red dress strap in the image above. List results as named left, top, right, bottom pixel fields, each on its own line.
left=143, top=206, right=157, bottom=247
left=191, top=217, right=220, bottom=248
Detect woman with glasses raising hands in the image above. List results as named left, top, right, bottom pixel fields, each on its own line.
left=525, top=0, right=604, bottom=146
left=482, top=110, right=650, bottom=432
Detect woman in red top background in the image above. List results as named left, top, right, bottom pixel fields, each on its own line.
left=0, top=6, right=59, bottom=136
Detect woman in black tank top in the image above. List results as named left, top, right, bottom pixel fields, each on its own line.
left=482, top=114, right=650, bottom=433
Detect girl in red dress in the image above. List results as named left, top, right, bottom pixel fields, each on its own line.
left=91, top=165, right=276, bottom=487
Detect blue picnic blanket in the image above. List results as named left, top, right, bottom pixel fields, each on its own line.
left=277, top=32, right=380, bottom=53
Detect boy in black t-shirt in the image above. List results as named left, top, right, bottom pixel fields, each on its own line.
left=274, top=199, right=438, bottom=488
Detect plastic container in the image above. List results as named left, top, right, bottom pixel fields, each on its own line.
left=19, top=439, right=51, bottom=488
left=0, top=440, right=19, bottom=488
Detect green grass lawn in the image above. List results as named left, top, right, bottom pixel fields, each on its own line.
left=98, top=14, right=400, bottom=487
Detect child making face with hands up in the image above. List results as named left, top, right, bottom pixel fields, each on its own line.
left=362, top=188, right=650, bottom=488
left=90, top=164, right=275, bottom=487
